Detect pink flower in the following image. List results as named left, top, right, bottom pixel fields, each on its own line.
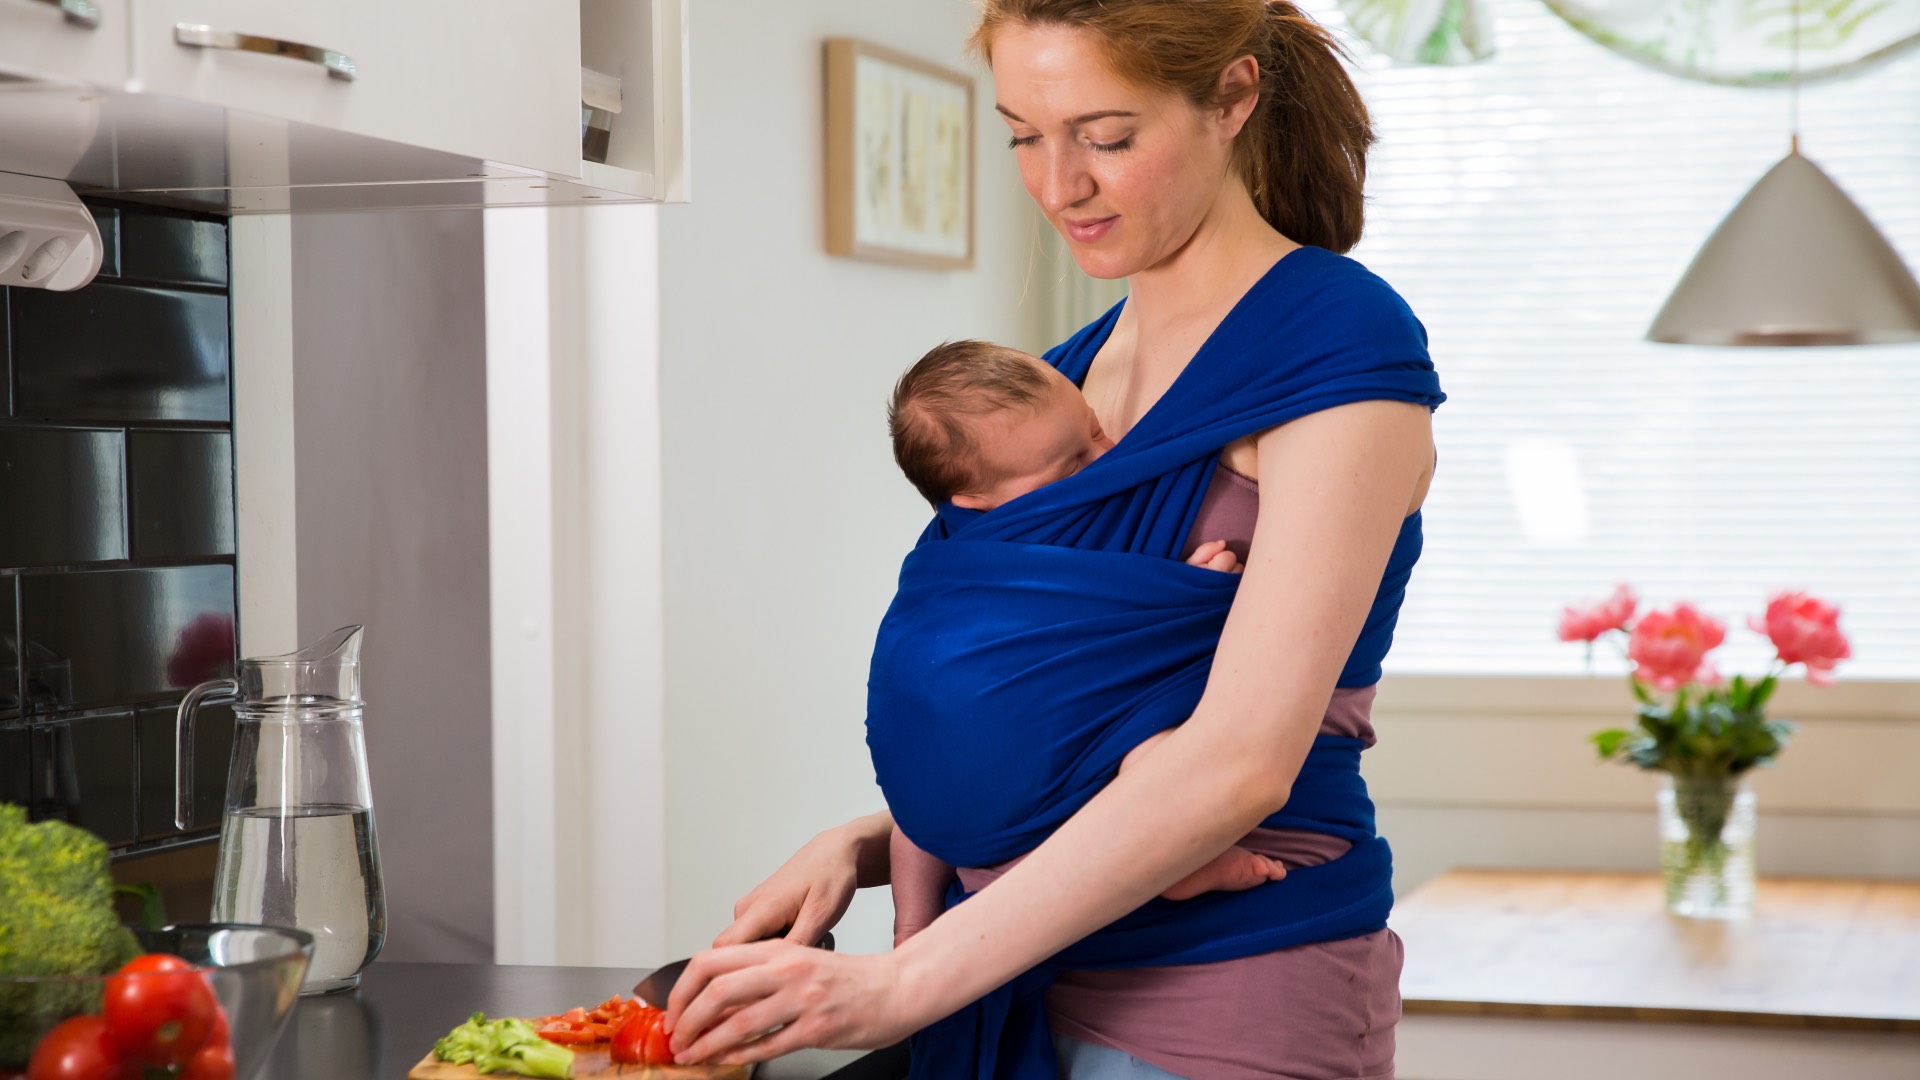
left=1750, top=591, right=1851, bottom=686
left=1558, top=584, right=1638, bottom=643
left=1627, top=603, right=1726, bottom=690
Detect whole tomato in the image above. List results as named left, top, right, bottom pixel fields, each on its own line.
left=26, top=1016, right=135, bottom=1080
left=178, top=1039, right=235, bottom=1080
left=204, top=1005, right=229, bottom=1048
left=102, top=954, right=217, bottom=1067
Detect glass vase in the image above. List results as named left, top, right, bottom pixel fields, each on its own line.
left=1658, top=774, right=1755, bottom=919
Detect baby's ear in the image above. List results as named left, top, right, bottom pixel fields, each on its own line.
left=950, top=492, right=993, bottom=511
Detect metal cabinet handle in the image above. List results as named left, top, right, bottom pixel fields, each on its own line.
left=173, top=22, right=357, bottom=81
left=29, top=0, right=101, bottom=29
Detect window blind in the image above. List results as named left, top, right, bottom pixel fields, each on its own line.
left=1290, top=0, right=1920, bottom=679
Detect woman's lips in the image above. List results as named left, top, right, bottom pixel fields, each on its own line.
left=1064, top=215, right=1118, bottom=244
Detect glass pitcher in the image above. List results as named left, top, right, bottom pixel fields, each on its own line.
left=176, top=626, right=386, bottom=995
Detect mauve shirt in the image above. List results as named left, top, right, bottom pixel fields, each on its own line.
left=954, top=464, right=1404, bottom=1080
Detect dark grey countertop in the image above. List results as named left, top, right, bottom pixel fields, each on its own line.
left=261, top=961, right=899, bottom=1080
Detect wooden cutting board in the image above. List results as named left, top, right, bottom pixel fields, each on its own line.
left=408, top=1045, right=751, bottom=1079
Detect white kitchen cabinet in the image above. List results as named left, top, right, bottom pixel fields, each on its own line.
left=0, top=0, right=688, bottom=209
left=0, top=0, right=129, bottom=88
left=131, top=0, right=581, bottom=178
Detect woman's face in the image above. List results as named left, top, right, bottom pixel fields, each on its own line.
left=990, top=23, right=1241, bottom=280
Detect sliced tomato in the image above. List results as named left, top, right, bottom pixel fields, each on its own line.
left=641, top=1012, right=673, bottom=1066
left=608, top=1013, right=647, bottom=1065
left=609, top=1009, right=671, bottom=1066
left=533, top=1025, right=598, bottom=1046
left=534, top=995, right=655, bottom=1048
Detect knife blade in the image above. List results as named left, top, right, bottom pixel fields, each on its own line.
left=633, top=930, right=835, bottom=1007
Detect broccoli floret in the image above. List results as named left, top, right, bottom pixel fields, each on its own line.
left=435, top=1013, right=574, bottom=1079
left=0, top=804, right=143, bottom=1069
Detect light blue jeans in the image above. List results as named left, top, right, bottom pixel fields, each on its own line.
left=1055, top=1035, right=1191, bottom=1080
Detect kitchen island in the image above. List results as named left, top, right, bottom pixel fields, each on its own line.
left=263, top=961, right=902, bottom=1079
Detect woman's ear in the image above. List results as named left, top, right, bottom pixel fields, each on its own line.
left=1215, top=55, right=1261, bottom=141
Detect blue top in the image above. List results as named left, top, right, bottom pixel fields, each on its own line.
left=864, top=247, right=1444, bottom=1079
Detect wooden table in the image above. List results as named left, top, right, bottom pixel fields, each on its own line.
left=1389, top=870, right=1920, bottom=1080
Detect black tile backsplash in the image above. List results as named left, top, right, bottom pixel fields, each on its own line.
left=0, top=725, right=28, bottom=808
left=4, top=200, right=237, bottom=854
left=11, top=284, right=230, bottom=423
left=31, top=710, right=138, bottom=847
left=19, top=566, right=235, bottom=713
left=137, top=702, right=231, bottom=836
left=0, top=426, right=127, bottom=567
left=119, top=214, right=228, bottom=288
left=1, top=580, right=17, bottom=720
left=129, top=430, right=235, bottom=561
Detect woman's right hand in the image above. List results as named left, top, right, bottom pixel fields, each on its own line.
left=712, top=811, right=893, bottom=947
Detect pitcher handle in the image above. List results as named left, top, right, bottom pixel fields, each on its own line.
left=176, top=678, right=238, bottom=830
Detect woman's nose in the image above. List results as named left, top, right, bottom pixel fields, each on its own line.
left=1039, top=147, right=1094, bottom=214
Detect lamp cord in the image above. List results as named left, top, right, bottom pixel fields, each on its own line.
left=1790, top=0, right=1801, bottom=153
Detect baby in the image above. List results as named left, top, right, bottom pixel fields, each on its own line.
left=883, top=339, right=1285, bottom=946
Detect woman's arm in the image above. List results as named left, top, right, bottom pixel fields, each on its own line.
left=667, top=400, right=1434, bottom=1062
left=710, top=810, right=895, bottom=947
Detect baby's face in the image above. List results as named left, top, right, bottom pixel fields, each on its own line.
left=951, top=362, right=1115, bottom=511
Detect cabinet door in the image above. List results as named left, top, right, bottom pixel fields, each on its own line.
left=0, top=0, right=129, bottom=87
left=133, top=0, right=578, bottom=176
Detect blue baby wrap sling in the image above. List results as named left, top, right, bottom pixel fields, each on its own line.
left=865, top=248, right=1446, bottom=1079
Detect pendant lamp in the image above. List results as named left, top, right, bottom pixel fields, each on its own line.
left=1646, top=1, right=1920, bottom=346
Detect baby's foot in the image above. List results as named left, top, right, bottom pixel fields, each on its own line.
left=1160, top=846, right=1287, bottom=901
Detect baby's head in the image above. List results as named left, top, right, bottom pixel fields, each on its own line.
left=888, top=339, right=1114, bottom=510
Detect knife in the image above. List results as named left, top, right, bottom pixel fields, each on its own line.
left=633, top=931, right=835, bottom=1007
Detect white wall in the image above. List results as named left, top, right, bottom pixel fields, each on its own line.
left=483, top=204, right=670, bottom=968
left=657, top=0, right=1051, bottom=957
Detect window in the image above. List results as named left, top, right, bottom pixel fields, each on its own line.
left=1298, top=0, right=1920, bottom=679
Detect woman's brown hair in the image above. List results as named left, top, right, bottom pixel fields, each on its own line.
left=971, top=0, right=1374, bottom=253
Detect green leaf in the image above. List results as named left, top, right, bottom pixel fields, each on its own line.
left=114, top=883, right=168, bottom=932
left=1592, top=728, right=1632, bottom=758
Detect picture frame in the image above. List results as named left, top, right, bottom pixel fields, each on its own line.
left=824, top=37, right=976, bottom=270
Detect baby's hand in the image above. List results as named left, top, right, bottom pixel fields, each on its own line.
left=1186, top=540, right=1242, bottom=574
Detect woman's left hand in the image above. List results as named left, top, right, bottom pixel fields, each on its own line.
left=663, top=940, right=920, bottom=1064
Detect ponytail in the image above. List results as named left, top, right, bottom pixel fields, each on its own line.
left=1242, top=2, right=1374, bottom=253
left=972, top=0, right=1376, bottom=253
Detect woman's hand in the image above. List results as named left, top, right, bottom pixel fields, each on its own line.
left=664, top=942, right=918, bottom=1064
left=712, top=811, right=894, bottom=947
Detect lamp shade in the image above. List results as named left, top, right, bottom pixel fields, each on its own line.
left=1647, top=150, right=1920, bottom=345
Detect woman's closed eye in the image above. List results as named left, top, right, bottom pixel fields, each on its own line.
left=1005, top=133, right=1134, bottom=154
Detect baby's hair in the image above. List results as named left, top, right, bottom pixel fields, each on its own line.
left=889, top=340, right=1051, bottom=506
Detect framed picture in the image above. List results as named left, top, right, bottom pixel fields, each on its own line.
left=825, top=37, right=975, bottom=270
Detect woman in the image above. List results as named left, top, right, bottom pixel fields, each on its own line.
left=666, top=2, right=1440, bottom=1077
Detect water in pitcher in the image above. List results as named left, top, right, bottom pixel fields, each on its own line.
left=212, top=803, right=387, bottom=993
